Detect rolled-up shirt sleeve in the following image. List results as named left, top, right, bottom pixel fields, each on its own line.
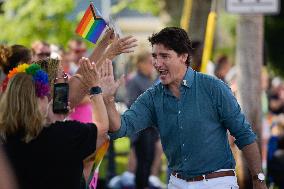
left=214, top=80, right=257, bottom=150
left=109, top=89, right=156, bottom=140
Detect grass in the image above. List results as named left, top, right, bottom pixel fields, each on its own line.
left=97, top=137, right=168, bottom=183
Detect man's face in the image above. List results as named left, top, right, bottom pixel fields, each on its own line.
left=69, top=42, right=86, bottom=63
left=33, top=44, right=51, bottom=61
left=151, top=44, right=188, bottom=85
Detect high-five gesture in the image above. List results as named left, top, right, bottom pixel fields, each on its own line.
left=79, top=57, right=100, bottom=88
left=106, top=35, right=138, bottom=60
left=99, top=59, right=123, bottom=98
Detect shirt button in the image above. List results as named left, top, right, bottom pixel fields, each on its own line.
left=180, top=126, right=183, bottom=129
left=185, top=158, right=187, bottom=161
left=182, top=144, right=185, bottom=147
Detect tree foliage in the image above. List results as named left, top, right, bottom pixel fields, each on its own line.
left=265, top=3, right=284, bottom=77
left=0, top=0, right=76, bottom=47
left=111, top=0, right=161, bottom=16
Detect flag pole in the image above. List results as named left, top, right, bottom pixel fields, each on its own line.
left=200, top=0, right=217, bottom=73
left=89, top=1, right=110, bottom=28
left=180, top=0, right=193, bottom=32
left=89, top=2, right=96, bottom=17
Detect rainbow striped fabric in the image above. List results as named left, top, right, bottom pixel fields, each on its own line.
left=76, top=3, right=107, bottom=44
left=87, top=139, right=110, bottom=189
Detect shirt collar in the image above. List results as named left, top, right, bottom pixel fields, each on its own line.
left=182, top=67, right=194, bottom=88
left=161, top=67, right=195, bottom=93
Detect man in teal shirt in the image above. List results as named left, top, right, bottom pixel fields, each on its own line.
left=101, top=27, right=267, bottom=189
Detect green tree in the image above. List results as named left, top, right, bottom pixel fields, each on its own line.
left=265, top=2, right=284, bottom=77
left=0, top=0, right=76, bottom=47
left=111, top=0, right=161, bottom=16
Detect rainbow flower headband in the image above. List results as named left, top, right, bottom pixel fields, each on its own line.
left=4, top=64, right=50, bottom=98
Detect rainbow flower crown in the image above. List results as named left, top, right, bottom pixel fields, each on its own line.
left=3, top=63, right=50, bottom=98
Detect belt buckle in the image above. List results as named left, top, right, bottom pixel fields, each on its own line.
left=173, top=172, right=179, bottom=178
left=202, top=174, right=206, bottom=181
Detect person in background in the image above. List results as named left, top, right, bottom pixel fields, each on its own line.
left=101, top=27, right=267, bottom=189
left=122, top=51, right=164, bottom=189
left=214, top=55, right=231, bottom=83
left=0, top=44, right=11, bottom=84
left=67, top=39, right=87, bottom=75
left=267, top=134, right=284, bottom=189
left=268, top=78, right=284, bottom=115
left=31, top=41, right=51, bottom=61
left=266, top=116, right=284, bottom=187
left=0, top=44, right=32, bottom=95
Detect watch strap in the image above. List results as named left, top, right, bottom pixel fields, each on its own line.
left=252, top=173, right=265, bottom=182
left=89, top=86, right=102, bottom=95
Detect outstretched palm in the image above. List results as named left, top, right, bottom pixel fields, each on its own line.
left=99, top=59, right=123, bottom=98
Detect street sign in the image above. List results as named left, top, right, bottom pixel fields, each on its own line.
left=226, top=0, right=280, bottom=14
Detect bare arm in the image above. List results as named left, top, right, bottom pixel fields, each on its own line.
left=68, top=74, right=88, bottom=109
left=79, top=57, right=109, bottom=149
left=242, top=141, right=268, bottom=189
left=99, top=60, right=124, bottom=132
left=103, top=96, right=121, bottom=132
left=90, top=94, right=109, bottom=148
left=70, top=34, right=136, bottom=107
left=96, top=35, right=137, bottom=68
left=0, top=148, right=17, bottom=189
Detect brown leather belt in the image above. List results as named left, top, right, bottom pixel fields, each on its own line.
left=172, top=170, right=235, bottom=182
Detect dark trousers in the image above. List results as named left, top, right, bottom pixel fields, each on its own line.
left=133, top=127, right=159, bottom=189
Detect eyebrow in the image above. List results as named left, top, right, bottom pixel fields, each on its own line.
left=152, top=52, right=170, bottom=56
left=159, top=53, right=170, bottom=56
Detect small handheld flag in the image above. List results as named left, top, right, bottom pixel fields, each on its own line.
left=86, top=139, right=110, bottom=189
left=76, top=3, right=107, bottom=44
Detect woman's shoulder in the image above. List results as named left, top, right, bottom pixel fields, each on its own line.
left=44, top=120, right=97, bottom=136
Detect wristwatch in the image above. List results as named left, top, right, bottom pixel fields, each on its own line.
left=253, top=172, right=265, bottom=182
left=89, top=86, right=102, bottom=95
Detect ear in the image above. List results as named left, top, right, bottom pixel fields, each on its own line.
left=180, top=53, right=188, bottom=64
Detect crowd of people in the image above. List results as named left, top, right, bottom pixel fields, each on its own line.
left=0, top=26, right=281, bottom=189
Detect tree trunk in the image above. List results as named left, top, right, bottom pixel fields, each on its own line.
left=163, top=0, right=211, bottom=42
left=236, top=15, right=263, bottom=189
left=188, top=0, right=211, bottom=42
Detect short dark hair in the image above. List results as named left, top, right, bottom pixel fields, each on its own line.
left=148, top=27, right=193, bottom=66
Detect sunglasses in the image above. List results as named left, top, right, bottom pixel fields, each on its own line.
left=37, top=52, right=51, bottom=57
left=73, top=49, right=86, bottom=54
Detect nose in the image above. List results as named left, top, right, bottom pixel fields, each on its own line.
left=153, top=57, right=163, bottom=68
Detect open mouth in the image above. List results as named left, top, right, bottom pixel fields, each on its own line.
left=159, top=70, right=168, bottom=77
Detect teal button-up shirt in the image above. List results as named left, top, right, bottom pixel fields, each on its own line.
left=110, top=67, right=256, bottom=179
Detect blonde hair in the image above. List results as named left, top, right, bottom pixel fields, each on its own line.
left=0, top=45, right=12, bottom=68
left=135, top=51, right=151, bottom=65
left=0, top=73, right=45, bottom=143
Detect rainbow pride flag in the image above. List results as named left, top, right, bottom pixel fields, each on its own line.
left=76, top=3, right=107, bottom=44
left=86, top=139, right=109, bottom=189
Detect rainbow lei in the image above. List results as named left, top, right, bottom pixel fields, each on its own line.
left=5, top=63, right=50, bottom=98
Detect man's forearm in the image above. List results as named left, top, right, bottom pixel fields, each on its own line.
left=104, top=96, right=121, bottom=132
left=241, top=141, right=263, bottom=176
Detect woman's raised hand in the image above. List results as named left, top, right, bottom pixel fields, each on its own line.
left=79, top=57, right=100, bottom=88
